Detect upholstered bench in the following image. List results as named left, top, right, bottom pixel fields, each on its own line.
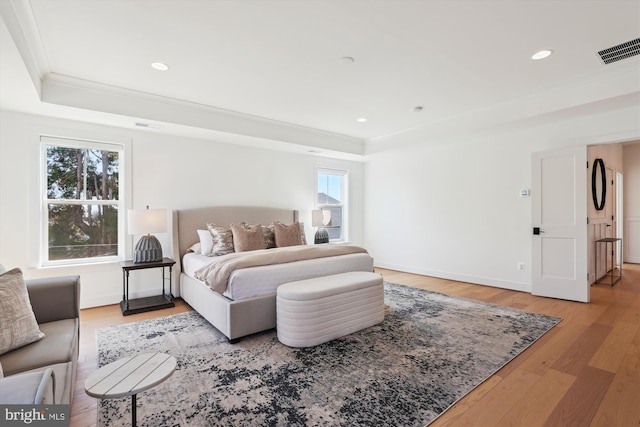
left=276, top=271, right=384, bottom=347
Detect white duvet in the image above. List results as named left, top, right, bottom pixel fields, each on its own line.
left=183, top=245, right=374, bottom=301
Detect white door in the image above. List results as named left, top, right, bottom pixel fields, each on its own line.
left=532, top=146, right=589, bottom=302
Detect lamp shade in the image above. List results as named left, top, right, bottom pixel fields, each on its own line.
left=312, top=209, right=332, bottom=227
left=322, top=210, right=332, bottom=226
left=312, top=209, right=332, bottom=244
left=128, top=207, right=167, bottom=263
left=127, top=208, right=167, bottom=235
left=311, top=210, right=323, bottom=227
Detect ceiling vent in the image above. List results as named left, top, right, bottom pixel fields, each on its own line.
left=597, top=38, right=640, bottom=64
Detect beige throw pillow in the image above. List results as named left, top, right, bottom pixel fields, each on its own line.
left=231, top=223, right=266, bottom=252
left=0, top=268, right=45, bottom=355
left=243, top=223, right=276, bottom=249
left=274, top=222, right=304, bottom=247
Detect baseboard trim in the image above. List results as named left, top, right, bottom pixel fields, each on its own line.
left=374, top=262, right=531, bottom=293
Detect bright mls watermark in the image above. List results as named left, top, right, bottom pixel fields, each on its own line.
left=1, top=405, right=69, bottom=426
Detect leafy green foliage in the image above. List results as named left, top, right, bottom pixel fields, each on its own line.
left=46, top=146, right=120, bottom=260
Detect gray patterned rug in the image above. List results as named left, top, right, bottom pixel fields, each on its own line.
left=96, top=282, right=560, bottom=426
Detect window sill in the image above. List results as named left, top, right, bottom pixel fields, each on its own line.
left=37, top=258, right=121, bottom=271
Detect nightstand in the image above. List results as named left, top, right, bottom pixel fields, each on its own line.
left=120, top=257, right=176, bottom=315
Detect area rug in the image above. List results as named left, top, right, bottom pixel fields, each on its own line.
left=96, top=282, right=561, bottom=427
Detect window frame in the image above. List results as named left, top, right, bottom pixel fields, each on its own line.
left=316, top=167, right=348, bottom=242
left=40, top=136, right=126, bottom=266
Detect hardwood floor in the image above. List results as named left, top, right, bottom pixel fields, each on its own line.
left=70, top=264, right=640, bottom=426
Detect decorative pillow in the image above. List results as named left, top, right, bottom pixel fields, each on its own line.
left=196, top=229, right=214, bottom=255
left=244, top=223, right=276, bottom=249
left=262, top=223, right=277, bottom=249
left=231, top=223, right=266, bottom=252
left=0, top=268, right=45, bottom=356
left=274, top=222, right=304, bottom=247
left=206, top=223, right=235, bottom=256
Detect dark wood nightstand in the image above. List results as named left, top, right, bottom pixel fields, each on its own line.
left=119, top=257, right=176, bottom=315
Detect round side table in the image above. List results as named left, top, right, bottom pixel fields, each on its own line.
left=85, top=352, right=176, bottom=427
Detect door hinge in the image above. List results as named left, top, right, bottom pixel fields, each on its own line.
left=587, top=217, right=589, bottom=224
left=586, top=161, right=589, bottom=168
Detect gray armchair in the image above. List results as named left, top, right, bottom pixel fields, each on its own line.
left=0, top=275, right=80, bottom=405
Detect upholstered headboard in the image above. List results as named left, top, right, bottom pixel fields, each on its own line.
left=172, top=206, right=299, bottom=272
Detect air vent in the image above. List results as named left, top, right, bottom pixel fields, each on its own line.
left=134, top=122, right=163, bottom=129
left=597, top=38, right=640, bottom=64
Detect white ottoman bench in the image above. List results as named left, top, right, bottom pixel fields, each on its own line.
left=276, top=271, right=384, bottom=348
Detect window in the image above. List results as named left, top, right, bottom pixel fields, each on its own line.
left=42, top=136, right=124, bottom=264
left=317, top=168, right=347, bottom=241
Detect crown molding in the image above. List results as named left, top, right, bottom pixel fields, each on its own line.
left=40, top=73, right=365, bottom=156
left=1, top=1, right=364, bottom=158
left=0, top=0, right=49, bottom=96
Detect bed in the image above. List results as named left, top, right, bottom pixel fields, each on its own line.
left=171, top=206, right=375, bottom=341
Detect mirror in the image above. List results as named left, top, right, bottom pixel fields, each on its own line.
left=592, top=158, right=606, bottom=211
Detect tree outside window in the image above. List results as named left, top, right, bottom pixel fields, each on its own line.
left=43, top=138, right=123, bottom=263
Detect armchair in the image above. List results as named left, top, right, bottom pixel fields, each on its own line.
left=0, top=273, right=80, bottom=405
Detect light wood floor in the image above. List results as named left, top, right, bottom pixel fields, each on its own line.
left=70, top=264, right=640, bottom=427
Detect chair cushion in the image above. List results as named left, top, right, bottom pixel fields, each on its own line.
left=0, top=268, right=45, bottom=355
left=0, top=319, right=78, bottom=376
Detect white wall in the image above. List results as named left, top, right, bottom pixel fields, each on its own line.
left=623, top=143, right=640, bottom=263
left=364, top=105, right=640, bottom=292
left=0, top=110, right=364, bottom=308
left=1, top=106, right=637, bottom=307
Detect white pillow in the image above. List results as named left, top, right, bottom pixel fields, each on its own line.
left=197, top=229, right=214, bottom=255
left=187, top=242, right=201, bottom=254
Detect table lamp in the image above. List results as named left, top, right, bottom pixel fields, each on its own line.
left=128, top=206, right=167, bottom=263
left=312, top=209, right=332, bottom=244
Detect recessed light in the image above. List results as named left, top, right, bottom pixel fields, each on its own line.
left=151, top=62, right=169, bottom=71
left=339, top=56, right=355, bottom=65
left=413, top=106, right=423, bottom=112
left=356, top=117, right=367, bottom=122
left=531, top=50, right=553, bottom=60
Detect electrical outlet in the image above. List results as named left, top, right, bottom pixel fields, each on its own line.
left=517, top=262, right=525, bottom=271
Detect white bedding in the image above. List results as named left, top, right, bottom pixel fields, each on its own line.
left=182, top=251, right=374, bottom=301
left=183, top=252, right=213, bottom=277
